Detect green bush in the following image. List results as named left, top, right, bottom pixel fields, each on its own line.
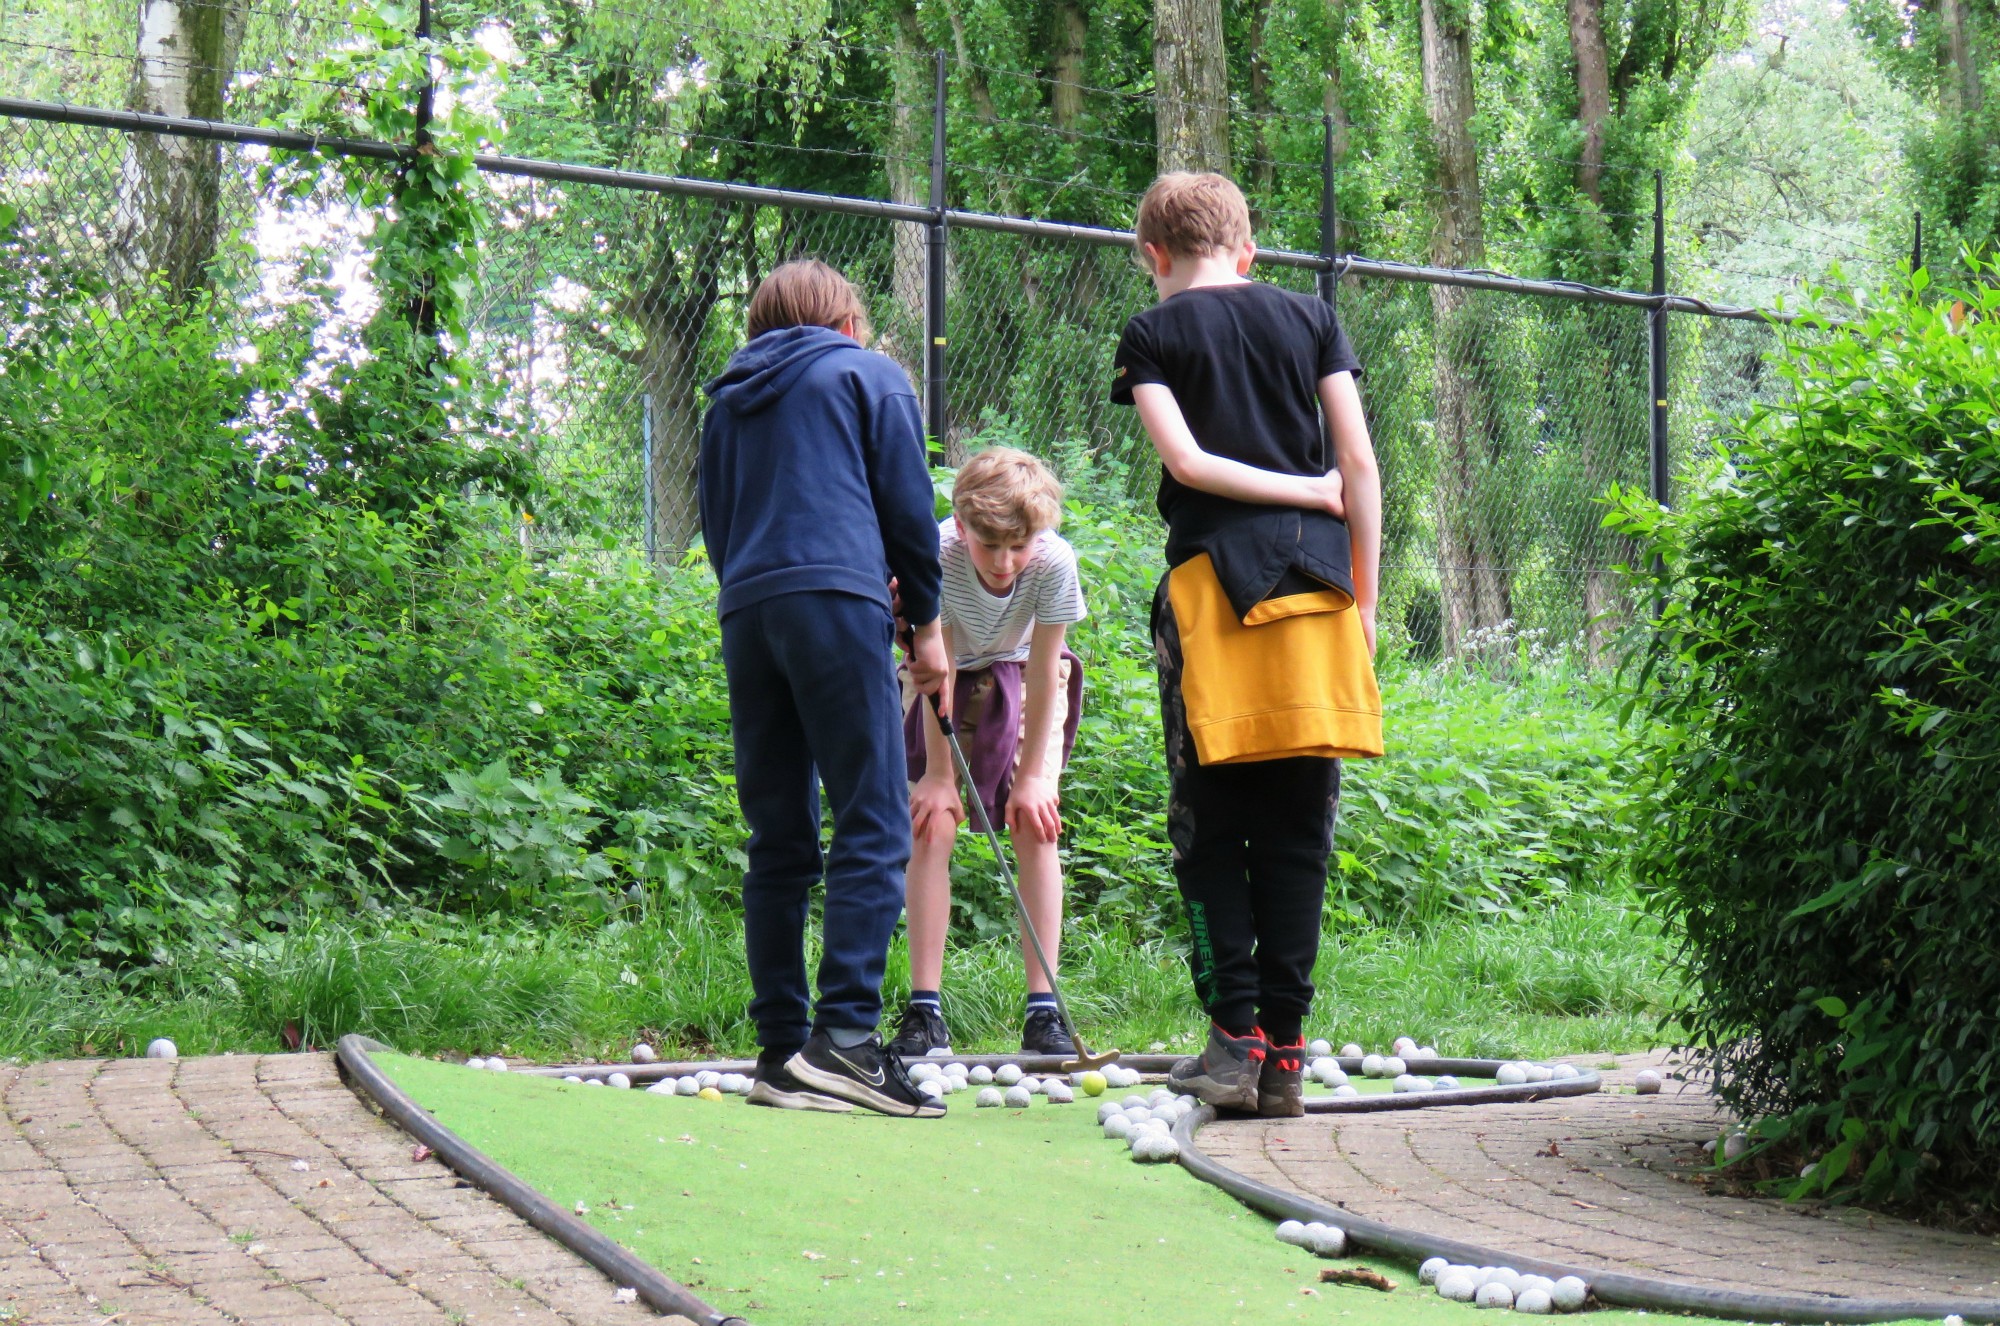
left=1612, top=269, right=2000, bottom=1206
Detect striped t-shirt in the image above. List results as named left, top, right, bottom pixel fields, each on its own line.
left=939, top=519, right=1088, bottom=670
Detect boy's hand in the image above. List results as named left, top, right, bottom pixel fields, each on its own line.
left=1312, top=469, right=1347, bottom=519
left=1005, top=772, right=1062, bottom=844
left=907, top=619, right=949, bottom=695
left=910, top=774, right=964, bottom=844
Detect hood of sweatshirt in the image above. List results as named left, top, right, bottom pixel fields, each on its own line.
left=704, top=324, right=856, bottom=416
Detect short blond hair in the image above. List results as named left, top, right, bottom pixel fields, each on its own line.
left=953, top=446, right=1063, bottom=542
left=1136, top=172, right=1252, bottom=263
left=745, top=258, right=873, bottom=344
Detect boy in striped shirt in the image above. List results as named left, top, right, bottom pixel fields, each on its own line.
left=891, top=447, right=1088, bottom=1057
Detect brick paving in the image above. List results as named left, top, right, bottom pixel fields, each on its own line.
left=0, top=1055, right=686, bottom=1326
left=1199, top=1050, right=2000, bottom=1301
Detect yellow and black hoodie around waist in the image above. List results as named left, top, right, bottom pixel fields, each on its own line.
left=1158, top=499, right=1383, bottom=765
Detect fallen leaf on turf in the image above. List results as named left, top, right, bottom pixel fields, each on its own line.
left=802, top=1251, right=826, bottom=1261
left=1319, top=1267, right=1396, bottom=1292
left=411, top=1145, right=432, bottom=1163
left=1572, top=1200, right=1598, bottom=1209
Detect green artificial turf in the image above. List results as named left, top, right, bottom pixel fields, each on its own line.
left=380, top=1053, right=1774, bottom=1326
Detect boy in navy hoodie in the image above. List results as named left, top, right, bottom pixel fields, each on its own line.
left=699, top=259, right=949, bottom=1118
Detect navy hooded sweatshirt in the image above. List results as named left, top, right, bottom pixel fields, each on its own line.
left=698, top=325, right=941, bottom=628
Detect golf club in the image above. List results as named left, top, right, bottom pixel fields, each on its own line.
left=911, top=675, right=1120, bottom=1072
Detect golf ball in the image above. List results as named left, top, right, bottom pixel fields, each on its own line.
left=977, top=1087, right=1005, bottom=1108
left=695, top=1069, right=721, bottom=1089
left=697, top=1086, right=723, bottom=1101
left=1103, top=1113, right=1134, bottom=1138
left=1123, top=1094, right=1150, bottom=1110
left=584, top=1077, right=604, bottom=1087
left=719, top=1073, right=748, bottom=1094
left=1079, top=1071, right=1107, bottom=1096
left=1148, top=1088, right=1174, bottom=1108
left=1305, top=1224, right=1347, bottom=1257
left=608, top=1072, right=631, bottom=1089
left=1485, top=1268, right=1523, bottom=1295
left=918, top=1079, right=946, bottom=1101
left=1393, top=1036, right=1418, bottom=1056
left=1800, top=1162, right=1817, bottom=1179
left=1522, top=1276, right=1555, bottom=1295
left=909, top=1062, right=941, bottom=1085
left=1521, top=1063, right=1552, bottom=1083
left=646, top=1081, right=675, bottom=1095
left=1332, top=1084, right=1360, bottom=1098
left=1382, top=1056, right=1407, bottom=1077
left=563, top=1075, right=584, bottom=1084
left=1497, top=1063, right=1529, bottom=1086
left=970, top=1065, right=994, bottom=1084
left=1019, top=1076, right=1042, bottom=1095
left=1475, top=1281, right=1515, bottom=1309
left=1003, top=1085, right=1032, bottom=1108
left=995, top=1064, right=1023, bottom=1086
left=631, top=1043, right=657, bottom=1063
left=674, top=1076, right=699, bottom=1096
left=464, top=1057, right=486, bottom=1069
left=944, top=1063, right=969, bottom=1079
left=1361, top=1054, right=1387, bottom=1078
left=1340, top=1043, right=1363, bottom=1058
left=1516, top=1288, right=1554, bottom=1314
left=1277, top=1220, right=1308, bottom=1246
left=1439, top=1271, right=1480, bottom=1302
left=1722, top=1131, right=1751, bottom=1163
left=1414, top=1045, right=1438, bottom=1060
left=488, top=1059, right=509, bottom=1072
left=1044, top=1081, right=1074, bottom=1103
left=1634, top=1068, right=1662, bottom=1094
left=1097, top=1100, right=1122, bottom=1124
left=1552, top=1063, right=1580, bottom=1080
left=1419, top=1257, right=1449, bottom=1285
left=1134, top=1132, right=1180, bottom=1163
left=1551, top=1276, right=1589, bottom=1311
left=1307, top=1039, right=1333, bottom=1059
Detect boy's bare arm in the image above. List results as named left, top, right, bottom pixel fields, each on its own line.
left=1132, top=383, right=1345, bottom=515
left=912, top=625, right=963, bottom=842
left=1319, top=371, right=1381, bottom=652
left=1007, top=622, right=1067, bottom=844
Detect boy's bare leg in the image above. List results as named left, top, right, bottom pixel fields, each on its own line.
left=904, top=829, right=955, bottom=992
left=1012, top=833, right=1064, bottom=992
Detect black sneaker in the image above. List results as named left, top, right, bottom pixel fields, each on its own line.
left=746, top=1049, right=853, bottom=1113
left=887, top=1001, right=953, bottom=1058
left=1020, top=1006, right=1075, bottom=1056
left=786, top=1030, right=945, bottom=1118
left=1257, top=1034, right=1305, bottom=1118
left=1168, top=1023, right=1267, bottom=1112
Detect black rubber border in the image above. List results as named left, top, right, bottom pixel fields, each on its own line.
left=1171, top=1070, right=2000, bottom=1324
left=336, top=1034, right=749, bottom=1326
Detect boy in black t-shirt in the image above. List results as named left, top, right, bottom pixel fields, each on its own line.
left=1111, top=172, right=1384, bottom=1117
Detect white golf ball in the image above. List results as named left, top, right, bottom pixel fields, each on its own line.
left=1277, top=1219, right=1308, bottom=1246
left=631, top=1043, right=657, bottom=1063
left=674, top=1076, right=699, bottom=1096
left=1522, top=1276, right=1555, bottom=1295
left=995, top=1063, right=1023, bottom=1086
left=646, top=1080, right=675, bottom=1094
left=1701, top=1137, right=1717, bottom=1156
left=1333, top=1084, right=1360, bottom=1097
left=1003, top=1085, right=1032, bottom=1108
left=584, top=1077, right=604, bottom=1087
left=1305, top=1224, right=1347, bottom=1257
left=1439, top=1271, right=1479, bottom=1302
left=1524, top=1064, right=1554, bottom=1083
left=1361, top=1054, right=1387, bottom=1078
left=1552, top=1063, right=1580, bottom=1080
left=1944, top=1316, right=1964, bottom=1326
left=695, top=1070, right=721, bottom=1089
left=966, top=1064, right=992, bottom=1084
left=464, top=1057, right=486, bottom=1069
left=1020, top=1075, right=1042, bottom=1095
left=1800, top=1162, right=1817, bottom=1179
left=1307, top=1039, right=1333, bottom=1059
left=909, top=1062, right=941, bottom=1084
left=1124, top=1094, right=1151, bottom=1110
left=945, top=1062, right=969, bottom=1078
left=1392, top=1074, right=1422, bottom=1093
left=1097, top=1100, right=1122, bottom=1124
left=1634, top=1068, right=1663, bottom=1094
left=1134, top=1132, right=1180, bottom=1163
left=1516, top=1288, right=1554, bottom=1314
left=563, top=1075, right=584, bottom=1084
left=607, top=1072, right=631, bottom=1089
left=918, top=1079, right=946, bottom=1101
left=976, top=1087, right=1004, bottom=1108
left=1496, top=1063, right=1528, bottom=1086
left=1485, top=1268, right=1524, bottom=1295
left=1550, top=1276, right=1589, bottom=1311
left=1475, top=1281, right=1514, bottom=1309
left=1044, top=1081, right=1074, bottom=1103
left=1436, top=1075, right=1460, bottom=1090
left=1414, top=1045, right=1438, bottom=1060
left=488, top=1058, right=509, bottom=1071
left=1383, top=1056, right=1407, bottom=1077
left=1103, top=1112, right=1134, bottom=1138
left=1309, top=1056, right=1337, bottom=1080
left=1340, top=1043, right=1363, bottom=1058
left=1393, top=1036, right=1418, bottom=1056
left=721, top=1073, right=749, bottom=1094
left=1419, top=1257, right=1449, bottom=1285
left=1722, top=1131, right=1751, bottom=1163
left=1148, top=1088, right=1174, bottom=1108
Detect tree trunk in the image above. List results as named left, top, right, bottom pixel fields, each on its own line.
left=1567, top=0, right=1612, bottom=206
left=1246, top=0, right=1275, bottom=197
left=1937, top=0, right=1982, bottom=118
left=112, top=0, right=247, bottom=301
left=884, top=7, right=929, bottom=385
left=1154, top=0, right=1229, bottom=173
left=1050, top=0, right=1089, bottom=136
left=1420, top=0, right=1510, bottom=649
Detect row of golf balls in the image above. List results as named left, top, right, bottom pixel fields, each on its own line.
left=1422, top=1260, right=1590, bottom=1313
left=1308, top=1035, right=1437, bottom=1060
left=912, top=1062, right=1082, bottom=1105
left=1096, top=1090, right=1200, bottom=1164
left=1274, top=1218, right=1349, bottom=1258
left=1495, top=1062, right=1583, bottom=1086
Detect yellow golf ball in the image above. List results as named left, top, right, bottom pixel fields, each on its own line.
left=697, top=1086, right=723, bottom=1101
left=1080, top=1071, right=1108, bottom=1097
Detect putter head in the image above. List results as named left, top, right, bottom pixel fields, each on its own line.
left=1062, top=1048, right=1121, bottom=1073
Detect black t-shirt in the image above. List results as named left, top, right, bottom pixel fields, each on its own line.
left=1110, top=281, right=1363, bottom=616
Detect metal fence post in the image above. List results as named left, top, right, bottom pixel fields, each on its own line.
left=641, top=393, right=657, bottom=566
left=925, top=50, right=948, bottom=462
left=1649, top=169, right=1669, bottom=510
left=1912, top=209, right=1923, bottom=273
left=1317, top=112, right=1338, bottom=311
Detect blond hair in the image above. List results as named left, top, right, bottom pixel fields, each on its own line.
left=953, top=446, right=1063, bottom=542
left=745, top=258, right=873, bottom=344
left=1135, top=172, right=1253, bottom=263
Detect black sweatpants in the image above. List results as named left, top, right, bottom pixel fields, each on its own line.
left=1152, top=578, right=1342, bottom=1047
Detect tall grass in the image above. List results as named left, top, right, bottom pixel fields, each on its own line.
left=0, top=893, right=1674, bottom=1064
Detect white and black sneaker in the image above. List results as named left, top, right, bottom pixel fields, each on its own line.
left=887, top=1001, right=953, bottom=1058
left=746, top=1049, right=853, bottom=1112
left=786, top=1030, right=945, bottom=1118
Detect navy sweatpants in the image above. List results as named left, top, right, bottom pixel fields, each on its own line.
left=721, top=590, right=912, bottom=1054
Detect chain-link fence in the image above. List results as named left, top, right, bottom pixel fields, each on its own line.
left=0, top=98, right=1803, bottom=657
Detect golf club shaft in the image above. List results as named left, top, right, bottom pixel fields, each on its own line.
left=923, top=690, right=1091, bottom=1058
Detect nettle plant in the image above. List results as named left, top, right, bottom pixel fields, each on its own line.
left=1612, top=265, right=2000, bottom=1210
